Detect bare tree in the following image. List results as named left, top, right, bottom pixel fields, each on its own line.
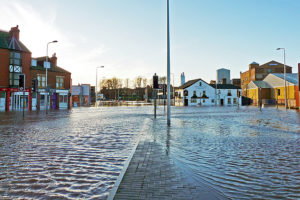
left=125, top=78, right=130, bottom=88
left=142, top=78, right=147, bottom=88
left=135, top=76, right=143, bottom=88
left=159, top=76, right=167, bottom=84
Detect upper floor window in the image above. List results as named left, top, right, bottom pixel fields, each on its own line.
left=199, top=82, right=202, bottom=86
left=37, top=74, right=46, bottom=88
left=227, top=90, right=232, bottom=96
left=9, top=51, right=22, bottom=87
left=32, top=59, right=37, bottom=67
left=56, top=76, right=64, bottom=89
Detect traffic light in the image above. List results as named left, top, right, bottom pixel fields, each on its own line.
left=19, top=74, right=25, bottom=89
left=32, top=79, right=38, bottom=92
left=153, top=73, right=159, bottom=89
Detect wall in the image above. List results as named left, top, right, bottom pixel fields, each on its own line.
left=0, top=49, right=9, bottom=87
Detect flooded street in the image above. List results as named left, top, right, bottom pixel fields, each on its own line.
left=0, top=107, right=152, bottom=199
left=0, top=106, right=299, bottom=199
left=148, top=106, right=300, bottom=199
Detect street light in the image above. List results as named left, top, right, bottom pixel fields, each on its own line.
left=45, top=40, right=58, bottom=114
left=96, top=66, right=104, bottom=107
left=276, top=48, right=287, bottom=109
left=167, top=0, right=171, bottom=126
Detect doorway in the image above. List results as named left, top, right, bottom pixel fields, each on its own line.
left=184, top=98, right=188, bottom=106
left=220, top=99, right=224, bottom=106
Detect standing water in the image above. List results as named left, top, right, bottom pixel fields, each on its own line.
left=0, top=106, right=299, bottom=199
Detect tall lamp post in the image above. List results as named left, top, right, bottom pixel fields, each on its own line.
left=45, top=40, right=58, bottom=114
left=167, top=0, right=171, bottom=126
left=96, top=66, right=104, bottom=107
left=276, top=48, right=287, bottom=109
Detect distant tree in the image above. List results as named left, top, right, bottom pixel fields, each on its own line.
left=142, top=78, right=147, bottom=88
left=159, top=76, right=167, bottom=84
left=135, top=76, right=143, bottom=88
left=125, top=78, right=130, bottom=88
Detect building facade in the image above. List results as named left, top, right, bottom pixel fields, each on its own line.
left=72, top=84, right=92, bottom=107
left=31, top=54, right=72, bottom=110
left=0, top=26, right=32, bottom=111
left=0, top=25, right=72, bottom=111
left=217, top=68, right=231, bottom=84
left=175, top=79, right=241, bottom=106
left=240, top=61, right=292, bottom=96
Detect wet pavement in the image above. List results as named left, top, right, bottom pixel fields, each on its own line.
left=0, top=106, right=300, bottom=199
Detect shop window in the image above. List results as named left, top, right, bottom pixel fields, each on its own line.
left=228, top=98, right=231, bottom=104
left=37, top=74, right=46, bottom=88
left=56, top=76, right=64, bottom=89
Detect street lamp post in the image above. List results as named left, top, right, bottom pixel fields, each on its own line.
left=167, top=0, right=171, bottom=126
left=96, top=66, right=104, bottom=107
left=45, top=40, right=58, bottom=114
left=276, top=48, right=287, bottom=109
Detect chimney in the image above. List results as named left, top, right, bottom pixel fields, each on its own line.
left=9, top=25, right=20, bottom=40
left=50, top=53, right=57, bottom=67
left=181, top=72, right=185, bottom=85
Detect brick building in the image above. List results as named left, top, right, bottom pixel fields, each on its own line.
left=0, top=25, right=72, bottom=111
left=240, top=61, right=292, bottom=96
left=0, top=25, right=32, bottom=111
left=31, top=53, right=72, bottom=110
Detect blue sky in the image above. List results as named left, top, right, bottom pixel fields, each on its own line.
left=0, top=0, right=299, bottom=86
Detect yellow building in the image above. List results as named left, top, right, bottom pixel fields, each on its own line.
left=246, top=73, right=299, bottom=108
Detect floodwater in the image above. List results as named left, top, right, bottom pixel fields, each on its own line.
left=0, top=107, right=152, bottom=199
left=148, top=106, right=300, bottom=200
left=0, top=106, right=299, bottom=199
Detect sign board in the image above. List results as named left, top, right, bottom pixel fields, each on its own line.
left=44, top=61, right=50, bottom=69
left=45, top=86, right=50, bottom=92
left=97, top=94, right=104, bottom=99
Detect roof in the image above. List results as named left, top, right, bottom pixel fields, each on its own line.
left=210, top=84, right=241, bottom=89
left=0, top=30, right=31, bottom=53
left=247, top=81, right=271, bottom=89
left=271, top=73, right=298, bottom=85
left=31, top=65, right=71, bottom=74
left=178, top=79, right=201, bottom=89
left=250, top=62, right=259, bottom=65
left=261, top=60, right=292, bottom=69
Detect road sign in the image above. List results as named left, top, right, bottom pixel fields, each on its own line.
left=19, top=87, right=24, bottom=91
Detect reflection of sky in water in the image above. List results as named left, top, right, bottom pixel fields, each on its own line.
left=146, top=106, right=300, bottom=200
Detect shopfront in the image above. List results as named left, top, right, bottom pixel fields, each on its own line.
left=0, top=88, right=32, bottom=111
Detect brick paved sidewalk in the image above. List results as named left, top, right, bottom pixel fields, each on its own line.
left=112, top=140, right=225, bottom=200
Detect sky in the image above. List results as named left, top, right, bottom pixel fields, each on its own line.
left=0, top=0, right=300, bottom=87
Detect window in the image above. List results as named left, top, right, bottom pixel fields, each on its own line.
left=199, top=82, right=202, bottom=86
left=211, top=99, right=215, bottom=103
left=228, top=98, right=231, bottom=104
left=37, top=74, right=46, bottom=88
left=277, top=89, right=281, bottom=96
left=233, top=98, right=237, bottom=104
left=203, top=99, right=205, bottom=103
left=32, top=59, right=37, bottom=67
left=227, top=90, right=232, bottom=96
left=9, top=51, right=22, bottom=87
left=191, top=99, right=197, bottom=103
left=56, top=76, right=64, bottom=89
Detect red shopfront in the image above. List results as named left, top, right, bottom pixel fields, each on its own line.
left=0, top=88, right=32, bottom=111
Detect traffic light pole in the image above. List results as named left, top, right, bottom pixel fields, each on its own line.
left=23, top=74, right=25, bottom=118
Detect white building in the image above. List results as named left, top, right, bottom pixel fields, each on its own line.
left=217, top=68, right=231, bottom=84
left=175, top=78, right=241, bottom=106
